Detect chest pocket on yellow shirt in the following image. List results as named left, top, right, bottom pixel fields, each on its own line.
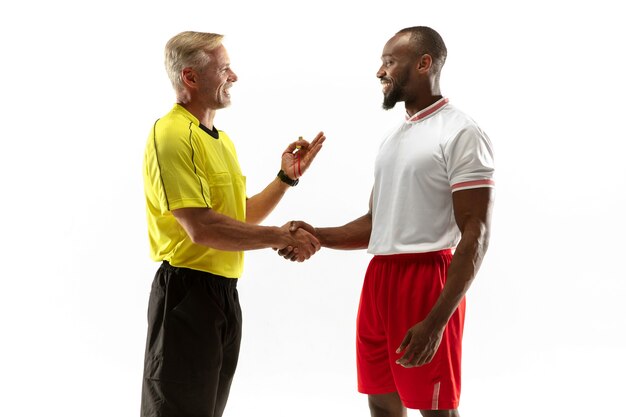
left=207, top=173, right=247, bottom=221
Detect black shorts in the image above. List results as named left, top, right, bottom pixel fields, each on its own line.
left=141, top=262, right=242, bottom=417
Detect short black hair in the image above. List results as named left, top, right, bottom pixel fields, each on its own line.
left=397, top=26, right=447, bottom=73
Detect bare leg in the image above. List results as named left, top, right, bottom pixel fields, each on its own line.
left=420, top=409, right=460, bottom=417
left=368, top=392, right=407, bottom=417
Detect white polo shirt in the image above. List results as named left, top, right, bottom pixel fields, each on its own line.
left=368, top=98, right=495, bottom=255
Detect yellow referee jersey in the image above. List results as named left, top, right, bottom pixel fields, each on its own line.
left=143, top=104, right=246, bottom=278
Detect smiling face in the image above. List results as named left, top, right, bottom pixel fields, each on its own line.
left=376, top=33, right=419, bottom=110
left=198, top=44, right=238, bottom=110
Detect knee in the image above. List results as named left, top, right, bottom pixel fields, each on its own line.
left=368, top=393, right=405, bottom=417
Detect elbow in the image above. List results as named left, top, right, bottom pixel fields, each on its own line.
left=480, top=231, right=490, bottom=255
left=477, top=218, right=490, bottom=244
left=172, top=208, right=220, bottom=248
left=185, top=225, right=210, bottom=247
left=185, top=225, right=228, bottom=250
left=187, top=229, right=203, bottom=246
left=479, top=219, right=491, bottom=252
left=459, top=219, right=490, bottom=256
left=245, top=215, right=261, bottom=225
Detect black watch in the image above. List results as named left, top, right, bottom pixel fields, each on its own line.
left=277, top=169, right=299, bottom=186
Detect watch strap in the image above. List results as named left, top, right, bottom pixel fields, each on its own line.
left=277, top=169, right=299, bottom=186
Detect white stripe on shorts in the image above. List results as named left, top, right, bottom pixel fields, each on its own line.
left=431, top=381, right=441, bottom=410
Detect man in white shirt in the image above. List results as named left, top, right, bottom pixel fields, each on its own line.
left=282, top=26, right=494, bottom=417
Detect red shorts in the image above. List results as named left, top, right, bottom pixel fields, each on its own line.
left=356, top=250, right=465, bottom=410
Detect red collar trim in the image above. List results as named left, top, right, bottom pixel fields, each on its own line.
left=405, top=98, right=449, bottom=122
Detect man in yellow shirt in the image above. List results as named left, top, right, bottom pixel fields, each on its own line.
left=141, top=31, right=324, bottom=417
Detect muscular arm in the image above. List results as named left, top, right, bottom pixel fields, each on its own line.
left=314, top=213, right=372, bottom=250
left=395, top=187, right=494, bottom=367
left=425, top=187, right=493, bottom=328
left=172, top=207, right=319, bottom=257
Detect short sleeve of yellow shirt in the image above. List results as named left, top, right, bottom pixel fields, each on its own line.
left=143, top=104, right=247, bottom=278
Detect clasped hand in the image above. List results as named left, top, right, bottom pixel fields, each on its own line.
left=275, top=221, right=317, bottom=262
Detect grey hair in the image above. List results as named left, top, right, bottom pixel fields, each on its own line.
left=164, top=31, right=224, bottom=92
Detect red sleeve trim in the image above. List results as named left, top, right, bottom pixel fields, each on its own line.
left=451, top=179, right=495, bottom=191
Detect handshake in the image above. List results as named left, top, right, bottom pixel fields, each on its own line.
left=275, top=220, right=319, bottom=262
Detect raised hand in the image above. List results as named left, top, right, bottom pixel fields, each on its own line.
left=279, top=221, right=320, bottom=262
left=276, top=221, right=317, bottom=261
left=281, top=132, right=326, bottom=181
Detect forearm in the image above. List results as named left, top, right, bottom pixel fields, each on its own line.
left=425, top=219, right=489, bottom=329
left=194, top=220, right=285, bottom=251
left=176, top=208, right=288, bottom=251
left=315, top=213, right=372, bottom=250
left=246, top=177, right=290, bottom=225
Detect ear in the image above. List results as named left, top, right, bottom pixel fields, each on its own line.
left=181, top=67, right=197, bottom=88
left=416, top=54, right=433, bottom=73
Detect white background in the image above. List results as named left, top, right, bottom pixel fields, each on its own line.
left=1, top=0, right=625, bottom=416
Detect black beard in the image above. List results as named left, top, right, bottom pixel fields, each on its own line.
left=382, top=86, right=403, bottom=110
left=381, top=73, right=409, bottom=110
left=382, top=93, right=398, bottom=110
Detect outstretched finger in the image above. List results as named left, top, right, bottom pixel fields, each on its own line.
left=303, top=133, right=325, bottom=156
left=308, top=131, right=326, bottom=148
